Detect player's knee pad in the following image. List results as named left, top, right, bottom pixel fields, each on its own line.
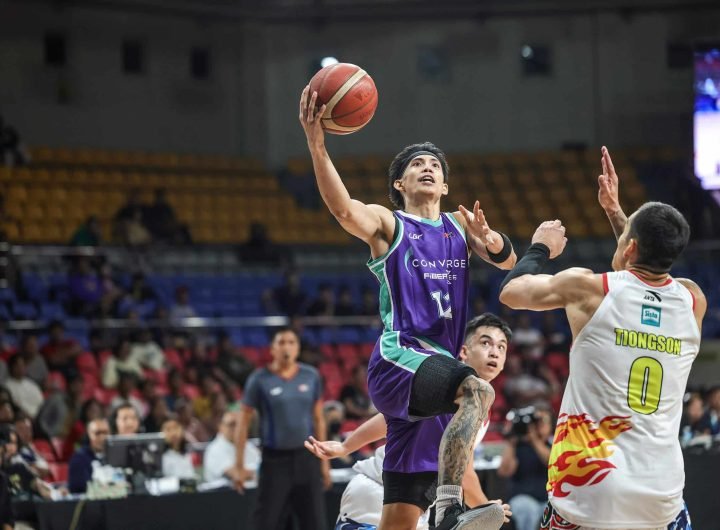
left=409, top=354, right=477, bottom=418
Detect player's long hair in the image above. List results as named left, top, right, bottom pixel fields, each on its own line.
left=388, top=142, right=449, bottom=210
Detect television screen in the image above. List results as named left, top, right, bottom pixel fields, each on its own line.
left=106, top=433, right=165, bottom=478
left=694, top=45, right=720, bottom=190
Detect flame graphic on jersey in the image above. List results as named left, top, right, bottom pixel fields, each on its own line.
left=547, top=413, right=632, bottom=498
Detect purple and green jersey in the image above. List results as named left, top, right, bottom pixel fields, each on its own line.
left=367, top=210, right=470, bottom=473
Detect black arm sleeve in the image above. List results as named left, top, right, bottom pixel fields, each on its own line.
left=499, top=243, right=550, bottom=293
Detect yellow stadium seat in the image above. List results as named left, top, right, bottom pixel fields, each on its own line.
left=8, top=185, right=29, bottom=203
left=25, top=205, right=45, bottom=220
left=1, top=222, right=20, bottom=241
left=5, top=203, right=23, bottom=219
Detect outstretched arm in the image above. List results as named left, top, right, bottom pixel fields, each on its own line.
left=598, top=146, right=628, bottom=240
left=455, top=201, right=517, bottom=270
left=500, top=268, right=599, bottom=311
left=305, top=412, right=387, bottom=460
left=299, top=87, right=395, bottom=253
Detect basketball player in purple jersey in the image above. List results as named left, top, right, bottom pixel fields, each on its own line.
left=300, top=87, right=516, bottom=530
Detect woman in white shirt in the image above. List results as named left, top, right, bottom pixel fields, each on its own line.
left=161, top=417, right=195, bottom=479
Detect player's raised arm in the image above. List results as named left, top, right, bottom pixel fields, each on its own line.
left=498, top=220, right=600, bottom=311
left=299, top=86, right=394, bottom=251
left=455, top=200, right=517, bottom=270
left=598, top=146, right=629, bottom=240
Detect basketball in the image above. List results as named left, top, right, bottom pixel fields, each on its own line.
left=308, top=63, right=378, bottom=135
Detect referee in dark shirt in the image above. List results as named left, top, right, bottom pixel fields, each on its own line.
left=234, top=327, right=330, bottom=530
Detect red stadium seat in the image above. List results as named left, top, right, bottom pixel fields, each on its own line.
left=76, top=352, right=98, bottom=374
left=32, top=439, right=57, bottom=463
left=48, top=462, right=69, bottom=483
left=164, top=349, right=184, bottom=371
left=93, top=387, right=117, bottom=405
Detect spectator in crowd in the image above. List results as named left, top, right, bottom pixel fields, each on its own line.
left=5, top=356, right=43, bottom=418
left=307, top=283, right=335, bottom=317
left=0, top=121, right=28, bottom=167
left=35, top=372, right=74, bottom=439
left=13, top=411, right=51, bottom=480
left=169, top=286, right=196, bottom=325
left=0, top=320, right=15, bottom=359
left=40, top=320, right=81, bottom=381
left=98, top=263, right=124, bottom=316
left=339, top=364, right=374, bottom=420
left=1, top=424, right=53, bottom=503
left=0, top=464, right=13, bottom=529
left=161, top=417, right=195, bottom=479
left=497, top=406, right=554, bottom=530
left=125, top=208, right=152, bottom=246
left=173, top=398, right=209, bottom=443
left=237, top=222, right=283, bottom=266
left=205, top=391, right=229, bottom=435
left=216, top=332, right=254, bottom=390
left=68, top=418, right=110, bottom=494
left=233, top=327, right=330, bottom=530
left=126, top=272, right=157, bottom=306
left=110, top=373, right=146, bottom=419
left=358, top=285, right=378, bottom=317
left=512, top=313, right=544, bottom=361
left=680, top=392, right=706, bottom=444
left=698, top=385, right=720, bottom=436
left=101, top=338, right=145, bottom=389
left=164, top=369, right=186, bottom=413
left=61, top=398, right=104, bottom=462
left=540, top=311, right=570, bottom=353
left=69, top=215, right=102, bottom=247
left=502, top=355, right=552, bottom=409
left=144, top=396, right=169, bottom=434
left=204, top=411, right=261, bottom=484
left=192, top=373, right=218, bottom=425
left=263, top=270, right=307, bottom=317
left=130, top=327, right=165, bottom=372
left=66, top=257, right=104, bottom=318
left=112, top=402, right=140, bottom=436
left=322, top=401, right=355, bottom=469
left=145, top=188, right=189, bottom=244
left=17, top=334, right=48, bottom=389
left=335, top=287, right=358, bottom=316
left=113, top=189, right=146, bottom=242
left=0, top=397, right=15, bottom=424
left=0, top=361, right=6, bottom=388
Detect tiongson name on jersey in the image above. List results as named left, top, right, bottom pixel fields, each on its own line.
left=613, top=327, right=682, bottom=356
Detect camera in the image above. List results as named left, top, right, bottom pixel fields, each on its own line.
left=505, top=406, right=538, bottom=438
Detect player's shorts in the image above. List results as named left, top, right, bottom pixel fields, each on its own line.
left=368, top=333, right=477, bottom=421
left=540, top=501, right=692, bottom=530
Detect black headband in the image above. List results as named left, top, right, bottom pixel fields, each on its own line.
left=397, top=150, right=445, bottom=180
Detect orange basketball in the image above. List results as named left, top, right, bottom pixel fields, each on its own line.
left=309, top=63, right=378, bottom=135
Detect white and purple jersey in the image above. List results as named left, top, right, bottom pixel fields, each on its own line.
left=366, top=210, right=470, bottom=473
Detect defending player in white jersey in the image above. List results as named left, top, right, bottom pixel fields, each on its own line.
left=306, top=314, right=514, bottom=529
left=498, top=147, right=705, bottom=530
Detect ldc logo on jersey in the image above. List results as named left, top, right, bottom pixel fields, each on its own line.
left=641, top=305, right=661, bottom=327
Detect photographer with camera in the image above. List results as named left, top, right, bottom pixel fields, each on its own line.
left=497, top=405, right=553, bottom=530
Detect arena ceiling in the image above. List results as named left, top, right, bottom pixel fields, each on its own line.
left=9, top=0, right=719, bottom=21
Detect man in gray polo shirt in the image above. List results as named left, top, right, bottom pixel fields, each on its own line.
left=234, top=327, right=331, bottom=530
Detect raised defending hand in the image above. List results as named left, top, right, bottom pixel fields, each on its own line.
left=459, top=200, right=496, bottom=248
left=299, top=85, right=327, bottom=149
left=304, top=436, right=348, bottom=460
left=531, top=220, right=567, bottom=259
left=598, top=146, right=621, bottom=212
